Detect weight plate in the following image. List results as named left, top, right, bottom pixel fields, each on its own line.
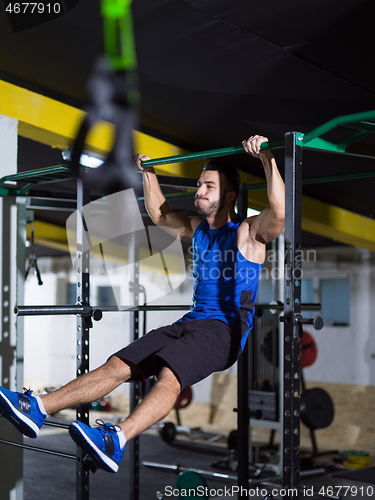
left=343, top=457, right=372, bottom=468
left=159, top=422, right=176, bottom=444
left=301, top=331, right=317, bottom=368
left=300, top=388, right=334, bottom=429
left=174, top=386, right=193, bottom=410
left=175, top=471, right=208, bottom=499
left=340, top=450, right=370, bottom=457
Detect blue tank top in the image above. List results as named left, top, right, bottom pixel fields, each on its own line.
left=180, top=214, right=263, bottom=348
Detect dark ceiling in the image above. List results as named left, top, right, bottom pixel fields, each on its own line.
left=1, top=0, right=375, bottom=255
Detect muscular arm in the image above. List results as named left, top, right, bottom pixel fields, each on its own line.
left=242, top=136, right=285, bottom=245
left=135, top=155, right=203, bottom=241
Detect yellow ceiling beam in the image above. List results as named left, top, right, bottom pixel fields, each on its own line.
left=0, top=79, right=255, bottom=180
left=0, top=79, right=113, bottom=154
left=301, top=196, right=375, bottom=252
left=3, top=79, right=374, bottom=251
left=245, top=190, right=375, bottom=252
left=0, top=80, right=271, bottom=182
left=0, top=79, right=205, bottom=178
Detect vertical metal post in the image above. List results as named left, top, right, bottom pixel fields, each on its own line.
left=76, top=173, right=91, bottom=500
left=129, top=230, right=140, bottom=500
left=236, top=188, right=250, bottom=490
left=277, top=231, right=285, bottom=475
left=0, top=116, right=23, bottom=500
left=283, top=132, right=302, bottom=495
left=0, top=197, right=25, bottom=500
left=16, top=198, right=27, bottom=400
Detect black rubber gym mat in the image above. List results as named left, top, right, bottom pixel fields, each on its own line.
left=333, top=467, right=375, bottom=484
left=22, top=427, right=233, bottom=500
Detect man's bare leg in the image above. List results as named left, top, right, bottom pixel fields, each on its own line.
left=40, top=356, right=139, bottom=415
left=65, top=365, right=180, bottom=473
left=41, top=357, right=181, bottom=444
left=118, top=365, right=181, bottom=441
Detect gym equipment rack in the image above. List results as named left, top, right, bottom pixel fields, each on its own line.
left=0, top=109, right=374, bottom=500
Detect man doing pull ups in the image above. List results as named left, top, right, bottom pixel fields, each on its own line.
left=0, top=135, right=284, bottom=473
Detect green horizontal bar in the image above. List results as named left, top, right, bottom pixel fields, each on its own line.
left=302, top=169, right=375, bottom=185
left=244, top=182, right=267, bottom=191
left=0, top=165, right=72, bottom=187
left=164, top=192, right=195, bottom=200
left=348, top=121, right=375, bottom=132
left=141, top=140, right=285, bottom=168
left=296, top=135, right=344, bottom=153
left=296, top=130, right=375, bottom=157
left=243, top=169, right=375, bottom=191
left=139, top=167, right=375, bottom=202
left=337, top=129, right=372, bottom=150
left=0, top=165, right=74, bottom=196
left=0, top=186, right=15, bottom=196
left=19, top=183, right=38, bottom=196
left=142, top=167, right=375, bottom=198
left=138, top=191, right=195, bottom=202
left=300, top=110, right=375, bottom=146
left=302, top=130, right=372, bottom=153
left=138, top=164, right=375, bottom=201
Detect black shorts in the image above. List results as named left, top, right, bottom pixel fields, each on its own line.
left=112, top=318, right=242, bottom=390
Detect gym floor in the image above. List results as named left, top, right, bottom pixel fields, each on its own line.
left=21, top=409, right=375, bottom=500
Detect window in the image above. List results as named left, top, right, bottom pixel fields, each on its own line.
left=63, top=283, right=121, bottom=307
left=301, top=278, right=314, bottom=319
left=65, top=283, right=76, bottom=304
left=256, top=279, right=273, bottom=304
left=256, top=276, right=350, bottom=327
left=257, top=279, right=314, bottom=304
left=320, top=278, right=350, bottom=326
left=97, top=286, right=121, bottom=307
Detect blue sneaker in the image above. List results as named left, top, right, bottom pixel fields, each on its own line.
left=69, top=419, right=125, bottom=473
left=0, top=387, right=46, bottom=438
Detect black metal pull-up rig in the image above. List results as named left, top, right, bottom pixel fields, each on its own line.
left=0, top=109, right=375, bottom=500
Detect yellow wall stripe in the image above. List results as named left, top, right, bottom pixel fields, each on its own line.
left=27, top=221, right=185, bottom=274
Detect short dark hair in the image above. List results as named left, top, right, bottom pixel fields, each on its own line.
left=203, top=160, right=241, bottom=204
